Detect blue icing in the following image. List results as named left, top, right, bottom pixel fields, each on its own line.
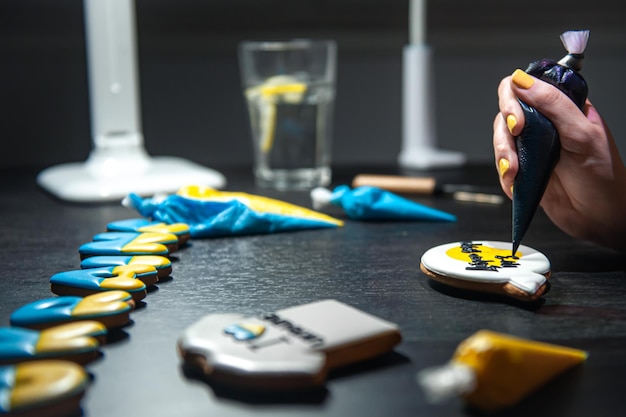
left=81, top=255, right=133, bottom=269
left=330, top=185, right=457, bottom=222
left=10, top=297, right=81, bottom=327
left=79, top=234, right=168, bottom=257
left=0, top=328, right=38, bottom=359
left=0, top=365, right=17, bottom=412
left=107, top=218, right=152, bottom=233
left=92, top=232, right=140, bottom=242
left=50, top=268, right=115, bottom=290
left=127, top=193, right=339, bottom=238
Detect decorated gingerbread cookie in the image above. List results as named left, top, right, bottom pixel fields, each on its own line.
left=0, top=360, right=89, bottom=417
left=178, top=299, right=402, bottom=390
left=10, top=291, right=135, bottom=330
left=78, top=232, right=178, bottom=260
left=50, top=265, right=152, bottom=302
left=107, top=218, right=191, bottom=247
left=80, top=255, right=172, bottom=280
left=420, top=241, right=551, bottom=301
left=0, top=321, right=106, bottom=365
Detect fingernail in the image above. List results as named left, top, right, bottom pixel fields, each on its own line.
left=506, top=115, right=517, bottom=135
left=512, top=69, right=535, bottom=89
left=498, top=158, right=510, bottom=179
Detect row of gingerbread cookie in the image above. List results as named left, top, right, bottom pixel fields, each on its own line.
left=0, top=218, right=190, bottom=416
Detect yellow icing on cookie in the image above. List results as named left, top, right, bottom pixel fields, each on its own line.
left=446, top=244, right=521, bottom=267
left=128, top=256, right=171, bottom=269
left=112, top=264, right=157, bottom=277
left=137, top=223, right=189, bottom=236
left=35, top=321, right=105, bottom=354
left=10, top=361, right=88, bottom=410
left=99, top=276, right=145, bottom=291
left=178, top=185, right=344, bottom=227
left=72, top=291, right=133, bottom=316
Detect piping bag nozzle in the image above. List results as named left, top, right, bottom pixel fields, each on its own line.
left=512, top=30, right=589, bottom=255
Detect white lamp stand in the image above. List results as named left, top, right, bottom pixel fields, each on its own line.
left=37, top=0, right=225, bottom=203
left=398, top=0, right=465, bottom=170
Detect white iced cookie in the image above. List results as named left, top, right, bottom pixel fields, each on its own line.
left=420, top=241, right=551, bottom=302
left=177, top=299, right=401, bottom=390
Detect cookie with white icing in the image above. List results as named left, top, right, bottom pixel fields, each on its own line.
left=420, top=241, right=551, bottom=301
left=177, top=299, right=402, bottom=390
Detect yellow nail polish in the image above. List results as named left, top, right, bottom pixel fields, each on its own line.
left=512, top=69, right=535, bottom=89
left=506, top=115, right=517, bottom=135
left=498, top=158, right=510, bottom=179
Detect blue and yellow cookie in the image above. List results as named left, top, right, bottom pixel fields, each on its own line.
left=0, top=360, right=89, bottom=417
left=78, top=231, right=178, bottom=259
left=0, top=321, right=106, bottom=365
left=80, top=255, right=172, bottom=280
left=50, top=265, right=151, bottom=302
left=107, top=218, right=190, bottom=247
left=10, top=291, right=135, bottom=330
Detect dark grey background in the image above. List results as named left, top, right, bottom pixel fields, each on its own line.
left=2, top=0, right=625, bottom=171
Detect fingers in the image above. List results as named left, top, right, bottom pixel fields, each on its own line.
left=493, top=113, right=516, bottom=199
left=497, top=75, right=525, bottom=136
left=509, top=69, right=587, bottom=131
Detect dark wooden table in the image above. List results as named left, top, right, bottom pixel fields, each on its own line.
left=1, top=165, right=625, bottom=417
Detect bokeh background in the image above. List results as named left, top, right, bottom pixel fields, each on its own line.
left=2, top=0, right=625, bottom=172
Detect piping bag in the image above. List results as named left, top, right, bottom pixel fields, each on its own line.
left=417, top=330, right=587, bottom=412
left=311, top=185, right=456, bottom=221
left=123, top=185, right=343, bottom=238
left=512, top=30, right=590, bottom=255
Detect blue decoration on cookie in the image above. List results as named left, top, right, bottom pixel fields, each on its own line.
left=10, top=297, right=79, bottom=326
left=78, top=232, right=170, bottom=259
left=50, top=267, right=148, bottom=298
left=0, top=322, right=106, bottom=364
left=224, top=323, right=266, bottom=341
left=0, top=328, right=39, bottom=360
left=80, top=255, right=172, bottom=279
left=9, top=292, right=134, bottom=329
left=107, top=218, right=191, bottom=245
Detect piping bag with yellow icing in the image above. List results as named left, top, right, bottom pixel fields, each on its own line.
left=417, top=330, right=588, bottom=412
left=512, top=30, right=589, bottom=255
left=124, top=185, right=343, bottom=238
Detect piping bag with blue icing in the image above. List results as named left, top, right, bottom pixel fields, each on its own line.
left=311, top=185, right=456, bottom=221
left=123, top=185, right=343, bottom=238
left=512, top=30, right=589, bottom=255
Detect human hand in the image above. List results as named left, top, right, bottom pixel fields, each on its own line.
left=494, top=69, right=626, bottom=251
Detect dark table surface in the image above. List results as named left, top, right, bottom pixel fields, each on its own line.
left=1, top=165, right=625, bottom=417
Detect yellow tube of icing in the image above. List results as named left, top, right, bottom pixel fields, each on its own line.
left=418, top=330, right=587, bottom=412
left=178, top=185, right=343, bottom=227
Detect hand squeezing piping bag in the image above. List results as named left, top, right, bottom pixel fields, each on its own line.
left=512, top=30, right=590, bottom=255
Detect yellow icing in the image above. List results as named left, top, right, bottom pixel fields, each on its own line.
left=240, top=323, right=266, bottom=336
left=178, top=185, right=344, bottom=226
left=452, top=330, right=587, bottom=411
left=446, top=244, right=521, bottom=267
left=35, top=321, right=105, bottom=353
left=72, top=291, right=133, bottom=316
left=128, top=255, right=171, bottom=269
left=137, top=223, right=189, bottom=236
left=99, top=276, right=145, bottom=290
left=121, top=242, right=167, bottom=254
left=10, top=361, right=88, bottom=409
left=112, top=264, right=157, bottom=276
left=131, top=232, right=178, bottom=245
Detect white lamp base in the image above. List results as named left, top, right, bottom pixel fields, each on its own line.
left=399, top=44, right=465, bottom=170
left=37, top=149, right=226, bottom=203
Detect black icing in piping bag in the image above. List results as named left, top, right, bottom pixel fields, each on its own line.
left=512, top=30, right=590, bottom=255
